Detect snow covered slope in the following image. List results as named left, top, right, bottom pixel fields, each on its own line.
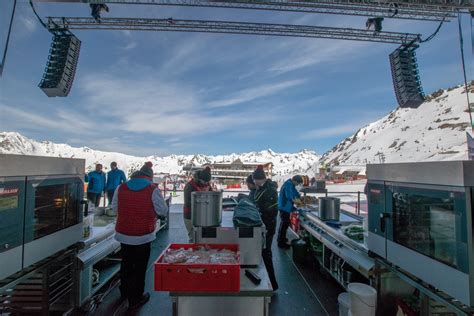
left=0, top=132, right=319, bottom=177
left=320, top=84, right=473, bottom=165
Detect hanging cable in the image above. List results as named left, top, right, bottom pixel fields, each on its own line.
left=457, top=11, right=474, bottom=132
left=29, top=0, right=49, bottom=31
left=420, top=15, right=447, bottom=43
left=0, top=0, right=17, bottom=77
left=469, top=11, right=474, bottom=77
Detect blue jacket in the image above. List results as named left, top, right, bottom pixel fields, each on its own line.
left=278, top=179, right=301, bottom=213
left=106, top=169, right=127, bottom=191
left=87, top=170, right=106, bottom=193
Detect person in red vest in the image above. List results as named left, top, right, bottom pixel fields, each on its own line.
left=111, top=161, right=168, bottom=311
left=183, top=167, right=212, bottom=241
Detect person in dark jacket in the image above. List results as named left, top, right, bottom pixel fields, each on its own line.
left=112, top=162, right=167, bottom=311
left=183, top=167, right=212, bottom=241
left=277, top=175, right=304, bottom=249
left=253, top=165, right=279, bottom=291
left=86, top=164, right=106, bottom=207
left=106, top=162, right=127, bottom=206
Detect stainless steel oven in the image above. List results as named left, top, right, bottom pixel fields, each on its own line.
left=367, top=161, right=474, bottom=306
left=0, top=177, right=26, bottom=280
left=0, top=154, right=85, bottom=280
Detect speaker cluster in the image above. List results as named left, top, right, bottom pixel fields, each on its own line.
left=389, top=45, right=425, bottom=108
left=39, top=31, right=81, bottom=97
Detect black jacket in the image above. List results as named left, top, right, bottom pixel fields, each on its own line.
left=254, top=180, right=278, bottom=222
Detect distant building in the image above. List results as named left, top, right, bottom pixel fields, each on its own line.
left=182, top=163, right=202, bottom=177
left=203, top=159, right=273, bottom=184
left=329, top=165, right=366, bottom=182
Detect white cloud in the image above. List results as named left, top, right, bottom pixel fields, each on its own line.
left=300, top=123, right=363, bottom=139
left=122, top=41, right=137, bottom=50
left=20, top=15, right=36, bottom=32
left=208, top=79, right=306, bottom=108
left=268, top=39, right=371, bottom=75
left=78, top=72, right=283, bottom=137
left=120, top=30, right=137, bottom=50
left=158, top=36, right=211, bottom=75
left=0, top=104, right=95, bottom=133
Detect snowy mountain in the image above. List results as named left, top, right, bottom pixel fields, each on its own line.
left=0, top=132, right=320, bottom=177
left=320, top=84, right=473, bottom=165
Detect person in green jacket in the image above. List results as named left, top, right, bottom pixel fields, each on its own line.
left=253, top=165, right=279, bottom=291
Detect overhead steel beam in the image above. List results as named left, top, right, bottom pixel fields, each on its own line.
left=33, top=0, right=470, bottom=16
left=87, top=0, right=456, bottom=21
left=47, top=17, right=421, bottom=44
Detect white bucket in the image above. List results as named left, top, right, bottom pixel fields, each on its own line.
left=348, top=283, right=377, bottom=316
left=338, top=292, right=350, bottom=316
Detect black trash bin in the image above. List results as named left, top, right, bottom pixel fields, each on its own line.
left=291, top=239, right=308, bottom=264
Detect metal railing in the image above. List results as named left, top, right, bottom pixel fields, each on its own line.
left=167, top=188, right=367, bottom=215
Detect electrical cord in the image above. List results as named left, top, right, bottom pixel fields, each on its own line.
left=85, top=274, right=121, bottom=314
left=29, top=0, right=49, bottom=31
left=0, top=0, right=17, bottom=77
left=420, top=15, right=447, bottom=43
left=457, top=11, right=474, bottom=131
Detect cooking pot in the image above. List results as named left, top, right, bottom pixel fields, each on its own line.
left=191, top=191, right=223, bottom=227
left=318, top=197, right=340, bottom=221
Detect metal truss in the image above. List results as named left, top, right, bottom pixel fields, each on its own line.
left=35, top=0, right=471, bottom=21
left=47, top=17, right=421, bottom=44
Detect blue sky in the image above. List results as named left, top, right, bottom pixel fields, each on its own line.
left=0, top=1, right=472, bottom=156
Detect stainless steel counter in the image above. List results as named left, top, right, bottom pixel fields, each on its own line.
left=298, top=207, right=374, bottom=282
left=170, top=262, right=272, bottom=316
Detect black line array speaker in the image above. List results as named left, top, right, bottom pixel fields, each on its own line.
left=389, top=45, right=424, bottom=108
left=39, top=31, right=81, bottom=97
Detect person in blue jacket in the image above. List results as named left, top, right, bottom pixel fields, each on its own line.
left=87, top=163, right=106, bottom=207
left=106, top=161, right=127, bottom=205
left=277, top=175, right=304, bottom=248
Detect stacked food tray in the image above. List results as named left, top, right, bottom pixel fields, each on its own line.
left=154, top=243, right=240, bottom=292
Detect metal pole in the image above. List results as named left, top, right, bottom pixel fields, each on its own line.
left=357, top=191, right=361, bottom=215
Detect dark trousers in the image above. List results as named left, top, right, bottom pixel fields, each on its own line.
left=106, top=190, right=115, bottom=205
left=261, top=211, right=278, bottom=290
left=120, top=243, right=151, bottom=305
left=277, top=211, right=291, bottom=244
left=87, top=192, right=101, bottom=207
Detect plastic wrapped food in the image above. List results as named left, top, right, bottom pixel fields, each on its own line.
left=163, top=247, right=239, bottom=264
left=342, top=224, right=365, bottom=242
left=303, top=196, right=318, bottom=204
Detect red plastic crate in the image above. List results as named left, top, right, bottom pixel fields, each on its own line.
left=154, top=243, right=240, bottom=293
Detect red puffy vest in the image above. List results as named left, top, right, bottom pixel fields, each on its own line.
left=115, top=182, right=157, bottom=236
left=183, top=179, right=211, bottom=219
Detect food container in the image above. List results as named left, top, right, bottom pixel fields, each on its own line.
left=290, top=212, right=300, bottom=232
left=192, top=191, right=223, bottom=227
left=315, top=180, right=326, bottom=190
left=338, top=292, right=350, bottom=316
left=154, top=243, right=240, bottom=292
left=348, top=283, right=377, bottom=316
left=318, top=197, right=340, bottom=221
left=301, top=175, right=310, bottom=187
